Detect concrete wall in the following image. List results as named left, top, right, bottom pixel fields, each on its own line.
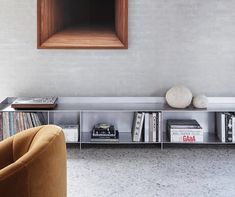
left=0, top=0, right=235, bottom=99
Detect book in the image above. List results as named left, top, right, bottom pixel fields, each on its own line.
left=91, top=130, right=119, bottom=142
left=170, top=129, right=203, bottom=143
left=91, top=123, right=119, bottom=142
left=3, top=113, right=10, bottom=139
left=58, top=124, right=79, bottom=142
left=167, top=119, right=203, bottom=143
left=137, top=113, right=145, bottom=142
left=144, top=113, right=150, bottom=142
left=152, top=113, right=157, bottom=142
left=232, top=116, right=235, bottom=143
left=1, top=112, right=45, bottom=140
left=216, top=113, right=226, bottom=143
left=158, top=112, right=162, bottom=142
left=149, top=113, right=153, bottom=142
left=226, top=113, right=233, bottom=142
left=90, top=138, right=119, bottom=142
left=167, top=119, right=201, bottom=129
left=132, top=112, right=144, bottom=142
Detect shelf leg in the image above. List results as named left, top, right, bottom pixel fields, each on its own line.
left=161, top=142, right=164, bottom=150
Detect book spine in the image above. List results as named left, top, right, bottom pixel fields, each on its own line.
left=137, top=113, right=145, bottom=142
left=216, top=113, right=226, bottom=143
left=35, top=113, right=43, bottom=126
left=9, top=112, right=13, bottom=136
left=15, top=113, right=19, bottom=133
left=27, top=113, right=33, bottom=128
left=170, top=129, right=203, bottom=143
left=19, top=112, right=23, bottom=131
left=149, top=113, right=153, bottom=142
left=32, top=113, right=38, bottom=127
left=225, top=113, right=230, bottom=143
left=23, top=113, right=28, bottom=130
left=158, top=112, right=162, bottom=142
left=232, top=116, right=235, bottom=143
left=37, top=113, right=45, bottom=125
left=3, top=112, right=10, bottom=139
left=144, top=113, right=150, bottom=142
left=227, top=114, right=233, bottom=142
left=30, top=113, right=36, bottom=127
left=12, top=112, right=16, bottom=135
left=152, top=113, right=157, bottom=142
left=132, top=112, right=141, bottom=142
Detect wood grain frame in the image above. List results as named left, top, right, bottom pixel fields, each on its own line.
left=37, top=0, right=128, bottom=49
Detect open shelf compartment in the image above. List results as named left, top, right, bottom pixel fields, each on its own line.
left=49, top=112, right=80, bottom=143
left=81, top=111, right=134, bottom=143
left=162, top=111, right=221, bottom=144
left=37, top=0, right=128, bottom=49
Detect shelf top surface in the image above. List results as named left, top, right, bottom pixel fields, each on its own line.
left=1, top=97, right=235, bottom=112
left=41, top=26, right=125, bottom=49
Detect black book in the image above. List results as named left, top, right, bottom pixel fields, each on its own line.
left=225, top=113, right=233, bottom=143
left=91, top=131, right=119, bottom=142
left=167, top=119, right=202, bottom=131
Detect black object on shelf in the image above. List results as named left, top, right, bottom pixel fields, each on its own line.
left=91, top=123, right=119, bottom=142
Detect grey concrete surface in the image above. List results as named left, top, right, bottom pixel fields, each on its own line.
left=67, top=147, right=235, bottom=197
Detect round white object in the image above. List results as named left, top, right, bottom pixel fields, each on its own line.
left=165, top=86, right=193, bottom=108
left=193, top=95, right=208, bottom=109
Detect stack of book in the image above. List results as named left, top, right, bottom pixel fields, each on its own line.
left=58, top=124, right=79, bottom=143
left=0, top=112, right=45, bottom=140
left=132, top=112, right=161, bottom=142
left=216, top=112, right=235, bottom=143
left=91, top=123, right=119, bottom=142
left=167, top=119, right=203, bottom=143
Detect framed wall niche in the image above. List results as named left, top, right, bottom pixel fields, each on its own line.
left=37, top=0, right=128, bottom=49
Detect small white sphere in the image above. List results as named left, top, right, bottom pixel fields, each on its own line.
left=165, top=86, right=193, bottom=108
left=193, top=95, right=208, bottom=109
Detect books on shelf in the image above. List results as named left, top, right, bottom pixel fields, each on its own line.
left=91, top=123, right=119, bottom=142
left=167, top=119, right=203, bottom=143
left=0, top=112, right=45, bottom=140
left=132, top=112, right=161, bottom=142
left=216, top=112, right=235, bottom=143
left=58, top=124, right=79, bottom=143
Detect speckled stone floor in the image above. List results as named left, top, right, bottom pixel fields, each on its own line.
left=67, top=147, right=235, bottom=197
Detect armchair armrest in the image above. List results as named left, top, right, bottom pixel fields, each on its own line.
left=0, top=137, right=13, bottom=170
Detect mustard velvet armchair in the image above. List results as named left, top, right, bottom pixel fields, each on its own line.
left=0, top=125, right=67, bottom=197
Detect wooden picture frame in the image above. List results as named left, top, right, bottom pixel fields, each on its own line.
left=37, top=0, right=128, bottom=49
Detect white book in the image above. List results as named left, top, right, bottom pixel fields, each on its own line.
left=170, top=129, right=203, bottom=143
left=137, top=113, right=145, bottom=142
left=216, top=113, right=225, bottom=143
left=158, top=112, right=162, bottom=142
left=152, top=113, right=157, bottom=142
left=144, top=113, right=150, bottom=142
left=59, top=125, right=79, bottom=142
left=149, top=113, right=153, bottom=142
left=132, top=112, right=142, bottom=142
left=232, top=116, right=235, bottom=143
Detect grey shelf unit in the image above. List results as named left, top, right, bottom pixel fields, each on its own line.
left=1, top=97, right=235, bottom=149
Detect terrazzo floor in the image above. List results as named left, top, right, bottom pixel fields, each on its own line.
left=67, top=147, right=235, bottom=197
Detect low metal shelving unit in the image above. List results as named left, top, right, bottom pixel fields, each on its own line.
left=1, top=97, right=235, bottom=149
